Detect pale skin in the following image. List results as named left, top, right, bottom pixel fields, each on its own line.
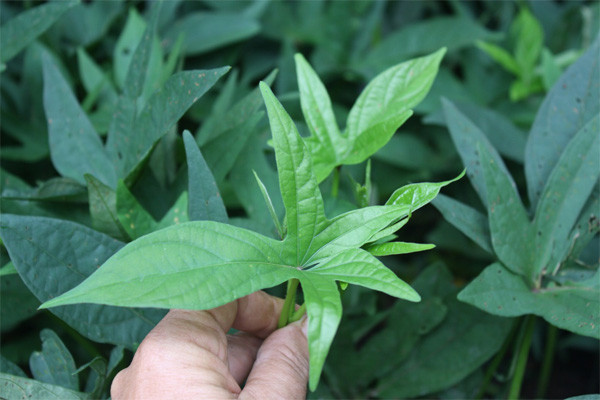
left=111, top=291, right=309, bottom=399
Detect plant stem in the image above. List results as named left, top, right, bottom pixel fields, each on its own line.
left=536, top=324, right=558, bottom=398
left=331, top=167, right=340, bottom=198
left=508, top=315, right=535, bottom=400
left=475, top=319, right=519, bottom=399
left=278, top=278, right=299, bottom=328
left=289, top=303, right=307, bottom=323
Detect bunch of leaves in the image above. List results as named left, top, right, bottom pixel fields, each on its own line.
left=433, top=36, right=599, bottom=398
left=476, top=6, right=582, bottom=101
left=37, top=53, right=459, bottom=390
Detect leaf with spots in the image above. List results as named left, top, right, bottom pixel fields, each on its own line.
left=29, top=329, right=79, bottom=391
left=42, top=51, right=117, bottom=188
left=525, top=37, right=600, bottom=209
left=0, top=214, right=165, bottom=349
left=116, top=180, right=188, bottom=241
left=106, top=67, right=230, bottom=179
left=458, top=263, right=600, bottom=339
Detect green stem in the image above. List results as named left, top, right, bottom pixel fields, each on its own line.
left=331, top=167, right=340, bottom=198
left=278, top=279, right=299, bottom=328
left=289, top=303, right=306, bottom=323
left=536, top=324, right=557, bottom=398
left=508, top=315, right=535, bottom=400
left=475, top=319, right=519, bottom=399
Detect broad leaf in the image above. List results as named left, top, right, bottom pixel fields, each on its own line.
left=533, top=115, right=600, bottom=276
left=0, top=0, right=78, bottom=63
left=366, top=242, right=435, bottom=256
left=479, top=143, right=535, bottom=281
left=0, top=373, right=86, bottom=400
left=525, top=38, right=599, bottom=208
left=343, top=48, right=446, bottom=166
left=0, top=215, right=164, bottom=349
left=0, top=272, right=39, bottom=332
left=29, top=329, right=78, bottom=391
left=183, top=131, right=228, bottom=223
left=458, top=263, right=600, bottom=339
left=43, top=52, right=117, bottom=188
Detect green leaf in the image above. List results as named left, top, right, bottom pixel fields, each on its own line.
left=377, top=295, right=512, bottom=398
left=525, top=38, right=599, bottom=209
left=0, top=215, right=164, bottom=349
left=164, top=12, right=260, bottom=56
left=458, top=263, right=600, bottom=339
left=116, top=181, right=189, bottom=240
left=253, top=171, right=284, bottom=239
left=42, top=51, right=117, bottom=188
left=366, top=242, right=435, bottom=256
left=511, top=8, right=544, bottom=79
left=446, top=101, right=527, bottom=163
left=442, top=98, right=512, bottom=205
left=106, top=68, right=230, bottom=178
left=386, top=171, right=465, bottom=210
left=260, top=82, right=327, bottom=265
left=0, top=373, right=86, bottom=400
left=29, top=329, right=78, bottom=391
left=1, top=356, right=26, bottom=377
left=343, top=48, right=446, bottom=166
left=85, top=174, right=128, bottom=241
left=0, top=0, right=79, bottom=63
left=295, top=53, right=343, bottom=182
left=479, top=143, right=535, bottom=280
left=0, top=271, right=39, bottom=332
left=476, top=41, right=520, bottom=75
left=183, top=131, right=228, bottom=223
left=123, top=8, right=157, bottom=100
left=358, top=17, right=500, bottom=77
left=533, top=115, right=600, bottom=276
left=432, top=194, right=493, bottom=254
left=113, top=7, right=146, bottom=91
left=38, top=221, right=291, bottom=310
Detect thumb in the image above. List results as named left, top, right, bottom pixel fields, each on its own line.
left=240, top=317, right=309, bottom=400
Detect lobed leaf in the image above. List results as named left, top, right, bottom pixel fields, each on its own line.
left=29, top=330, right=78, bottom=391
left=344, top=48, right=446, bottom=165
left=458, top=263, right=600, bottom=339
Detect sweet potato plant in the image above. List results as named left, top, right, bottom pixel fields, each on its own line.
left=1, top=1, right=598, bottom=399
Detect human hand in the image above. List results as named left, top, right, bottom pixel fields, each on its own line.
left=111, top=291, right=309, bottom=399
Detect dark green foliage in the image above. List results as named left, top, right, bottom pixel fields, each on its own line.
left=1, top=1, right=597, bottom=399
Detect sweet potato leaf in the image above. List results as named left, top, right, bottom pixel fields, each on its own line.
left=479, top=143, right=535, bottom=281
left=0, top=373, right=86, bottom=400
left=40, top=65, right=454, bottom=392
left=458, top=263, right=600, bottom=339
left=525, top=37, right=599, bottom=209
left=183, top=130, right=228, bottom=223
left=533, top=115, right=600, bottom=276
left=0, top=215, right=165, bottom=349
left=29, top=329, right=78, bottom=391
left=0, top=0, right=79, bottom=63
left=42, top=52, right=117, bottom=188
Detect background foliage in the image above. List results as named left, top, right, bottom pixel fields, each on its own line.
left=1, top=1, right=598, bottom=399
